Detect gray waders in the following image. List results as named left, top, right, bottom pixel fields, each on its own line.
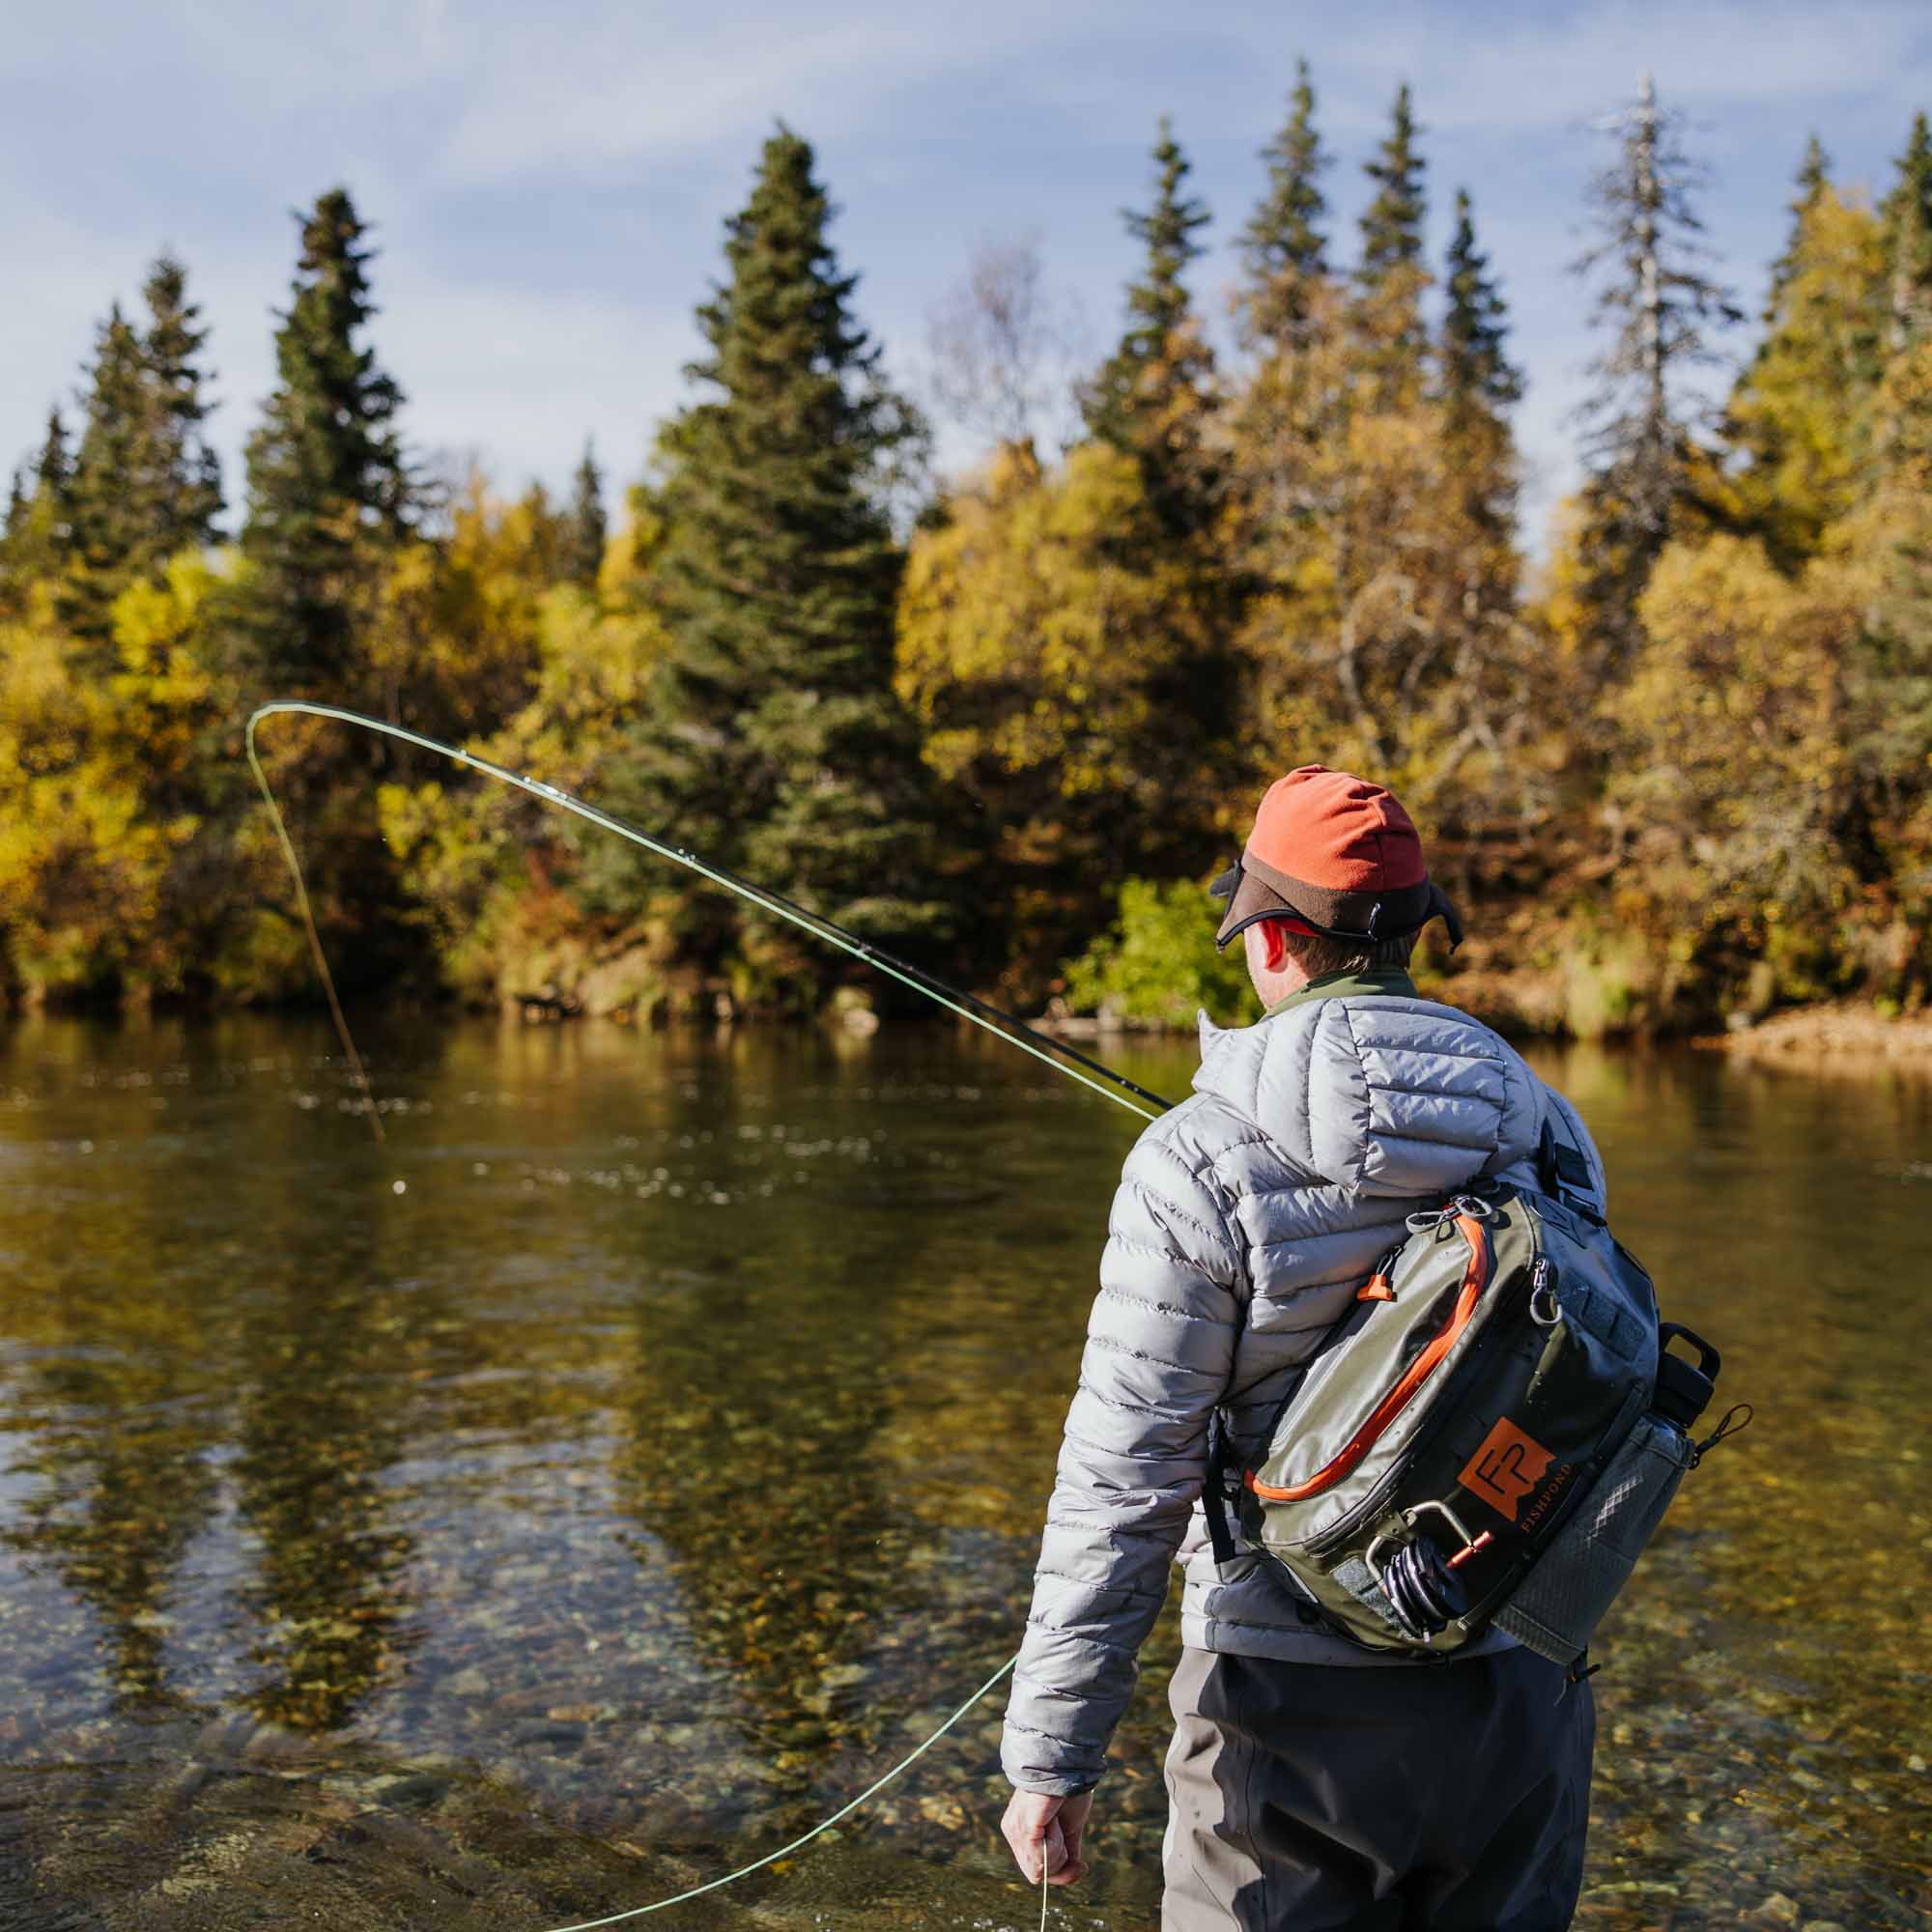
left=1160, top=1646, right=1595, bottom=1931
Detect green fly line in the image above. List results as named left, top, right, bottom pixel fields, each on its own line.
left=246, top=701, right=1170, bottom=1131
left=530, top=1653, right=1023, bottom=1932
left=246, top=699, right=1162, bottom=1925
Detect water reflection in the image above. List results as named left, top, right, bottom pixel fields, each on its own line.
left=613, top=1230, right=910, bottom=1776
left=5, top=1348, right=219, bottom=1711
left=0, top=1011, right=1927, bottom=1930
left=229, top=1206, right=420, bottom=1732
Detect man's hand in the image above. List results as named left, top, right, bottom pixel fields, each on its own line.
left=1001, top=1788, right=1094, bottom=1888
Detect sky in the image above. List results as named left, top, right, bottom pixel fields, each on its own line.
left=6, top=0, right=1931, bottom=550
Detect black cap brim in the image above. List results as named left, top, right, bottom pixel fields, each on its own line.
left=1208, top=854, right=1464, bottom=953
left=1209, top=858, right=1298, bottom=950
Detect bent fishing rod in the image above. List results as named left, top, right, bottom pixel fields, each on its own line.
left=245, top=700, right=1174, bottom=1131
left=246, top=697, right=1100, bottom=1927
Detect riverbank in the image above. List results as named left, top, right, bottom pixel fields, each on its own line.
left=1047, top=976, right=1932, bottom=1060
left=1703, top=1001, right=1932, bottom=1065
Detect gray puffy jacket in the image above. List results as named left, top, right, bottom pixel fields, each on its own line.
left=1001, top=976, right=1607, bottom=1795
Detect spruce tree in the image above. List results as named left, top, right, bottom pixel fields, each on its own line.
left=35, top=405, right=72, bottom=507
left=1358, top=84, right=1427, bottom=283
left=137, top=255, right=223, bottom=559
left=1083, top=118, right=1211, bottom=453
left=1768, top=135, right=1832, bottom=307
left=601, top=128, right=939, bottom=978
left=563, top=439, right=606, bottom=589
left=1083, top=119, right=1217, bottom=536
left=1881, top=111, right=1932, bottom=352
left=1441, top=188, right=1521, bottom=420
left=1571, top=73, right=1741, bottom=668
left=62, top=260, right=223, bottom=643
left=1241, top=60, right=1329, bottom=350
left=0, top=409, right=72, bottom=603
left=64, top=304, right=151, bottom=639
left=1440, top=188, right=1522, bottom=537
left=232, top=189, right=419, bottom=996
left=1354, top=84, right=1431, bottom=393
left=0, top=412, right=71, bottom=607
left=1727, top=140, right=1885, bottom=566
left=238, top=187, right=411, bottom=694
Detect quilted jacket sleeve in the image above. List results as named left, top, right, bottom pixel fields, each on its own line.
left=1001, top=1109, right=1247, bottom=1793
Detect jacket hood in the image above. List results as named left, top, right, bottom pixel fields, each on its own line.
left=1193, top=993, right=1544, bottom=1198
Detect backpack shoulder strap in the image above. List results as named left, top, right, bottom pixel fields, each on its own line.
left=1538, top=1110, right=1605, bottom=1226
left=1201, top=1408, right=1240, bottom=1565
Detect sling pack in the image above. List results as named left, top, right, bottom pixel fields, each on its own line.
left=1202, top=1120, right=1744, bottom=1667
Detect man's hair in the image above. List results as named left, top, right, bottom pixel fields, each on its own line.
left=1275, top=924, right=1418, bottom=979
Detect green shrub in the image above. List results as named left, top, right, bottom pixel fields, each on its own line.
left=1063, top=877, right=1258, bottom=1029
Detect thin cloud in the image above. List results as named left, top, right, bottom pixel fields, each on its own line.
left=5, top=0, right=1928, bottom=541
left=1309, top=0, right=1929, bottom=133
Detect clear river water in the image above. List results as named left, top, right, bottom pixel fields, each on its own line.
left=0, top=1010, right=1927, bottom=1931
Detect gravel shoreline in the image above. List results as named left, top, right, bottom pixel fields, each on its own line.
left=1701, top=1004, right=1932, bottom=1063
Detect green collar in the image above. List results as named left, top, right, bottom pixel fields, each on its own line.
left=1264, top=967, right=1418, bottom=1019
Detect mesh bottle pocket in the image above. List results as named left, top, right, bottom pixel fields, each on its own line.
left=1492, top=1412, right=1692, bottom=1664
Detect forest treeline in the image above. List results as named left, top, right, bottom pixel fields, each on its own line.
left=5, top=71, right=1932, bottom=1035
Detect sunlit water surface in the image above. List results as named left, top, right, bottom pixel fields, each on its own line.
left=1, top=1012, right=1926, bottom=1931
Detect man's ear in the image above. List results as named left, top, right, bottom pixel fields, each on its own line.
left=1258, top=919, right=1291, bottom=973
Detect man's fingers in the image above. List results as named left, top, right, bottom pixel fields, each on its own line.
left=1037, top=1818, right=1091, bottom=1886
left=999, top=1790, right=1090, bottom=1888
left=1060, top=1810, right=1085, bottom=1866
left=1054, top=1791, right=1093, bottom=1881
left=1041, top=1817, right=1065, bottom=1878
left=1000, top=1803, right=1044, bottom=1879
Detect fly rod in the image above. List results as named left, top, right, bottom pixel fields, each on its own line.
left=245, top=699, right=1174, bottom=1128
left=245, top=697, right=1116, bottom=1924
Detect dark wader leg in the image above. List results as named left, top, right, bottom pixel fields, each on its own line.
left=1161, top=1647, right=1595, bottom=1932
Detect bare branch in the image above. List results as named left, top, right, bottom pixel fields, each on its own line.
left=924, top=234, right=1080, bottom=453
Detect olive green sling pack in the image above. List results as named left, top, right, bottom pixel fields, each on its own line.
left=1202, top=1122, right=1746, bottom=1667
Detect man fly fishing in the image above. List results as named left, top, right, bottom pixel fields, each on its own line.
left=999, top=765, right=1603, bottom=1931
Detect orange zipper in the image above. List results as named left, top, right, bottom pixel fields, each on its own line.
left=1245, top=1213, right=1492, bottom=1505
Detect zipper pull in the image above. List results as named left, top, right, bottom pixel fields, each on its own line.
left=1529, top=1257, right=1561, bottom=1325
left=1356, top=1247, right=1401, bottom=1303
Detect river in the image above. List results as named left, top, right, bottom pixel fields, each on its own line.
left=0, top=1011, right=1926, bottom=1930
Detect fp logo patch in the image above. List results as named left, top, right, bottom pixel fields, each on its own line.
left=1459, top=1417, right=1555, bottom=1520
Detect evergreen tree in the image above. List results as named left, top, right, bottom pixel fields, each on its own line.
left=137, top=255, right=223, bottom=558
left=1880, top=112, right=1932, bottom=353
left=600, top=128, right=939, bottom=982
left=1439, top=188, right=1522, bottom=537
left=563, top=439, right=606, bottom=589
left=1083, top=118, right=1212, bottom=453
left=1767, top=135, right=1832, bottom=308
left=1441, top=188, right=1521, bottom=421
left=1358, top=83, right=1427, bottom=283
left=1083, top=118, right=1217, bottom=536
left=238, top=187, right=412, bottom=694
left=64, top=304, right=150, bottom=639
left=0, top=469, right=31, bottom=612
left=229, top=188, right=419, bottom=997
left=35, top=405, right=71, bottom=504
left=0, top=409, right=72, bottom=605
left=1571, top=73, right=1741, bottom=668
left=1353, top=84, right=1431, bottom=396
left=62, top=260, right=223, bottom=644
left=1726, top=143, right=1885, bottom=568
left=1241, top=60, right=1329, bottom=350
